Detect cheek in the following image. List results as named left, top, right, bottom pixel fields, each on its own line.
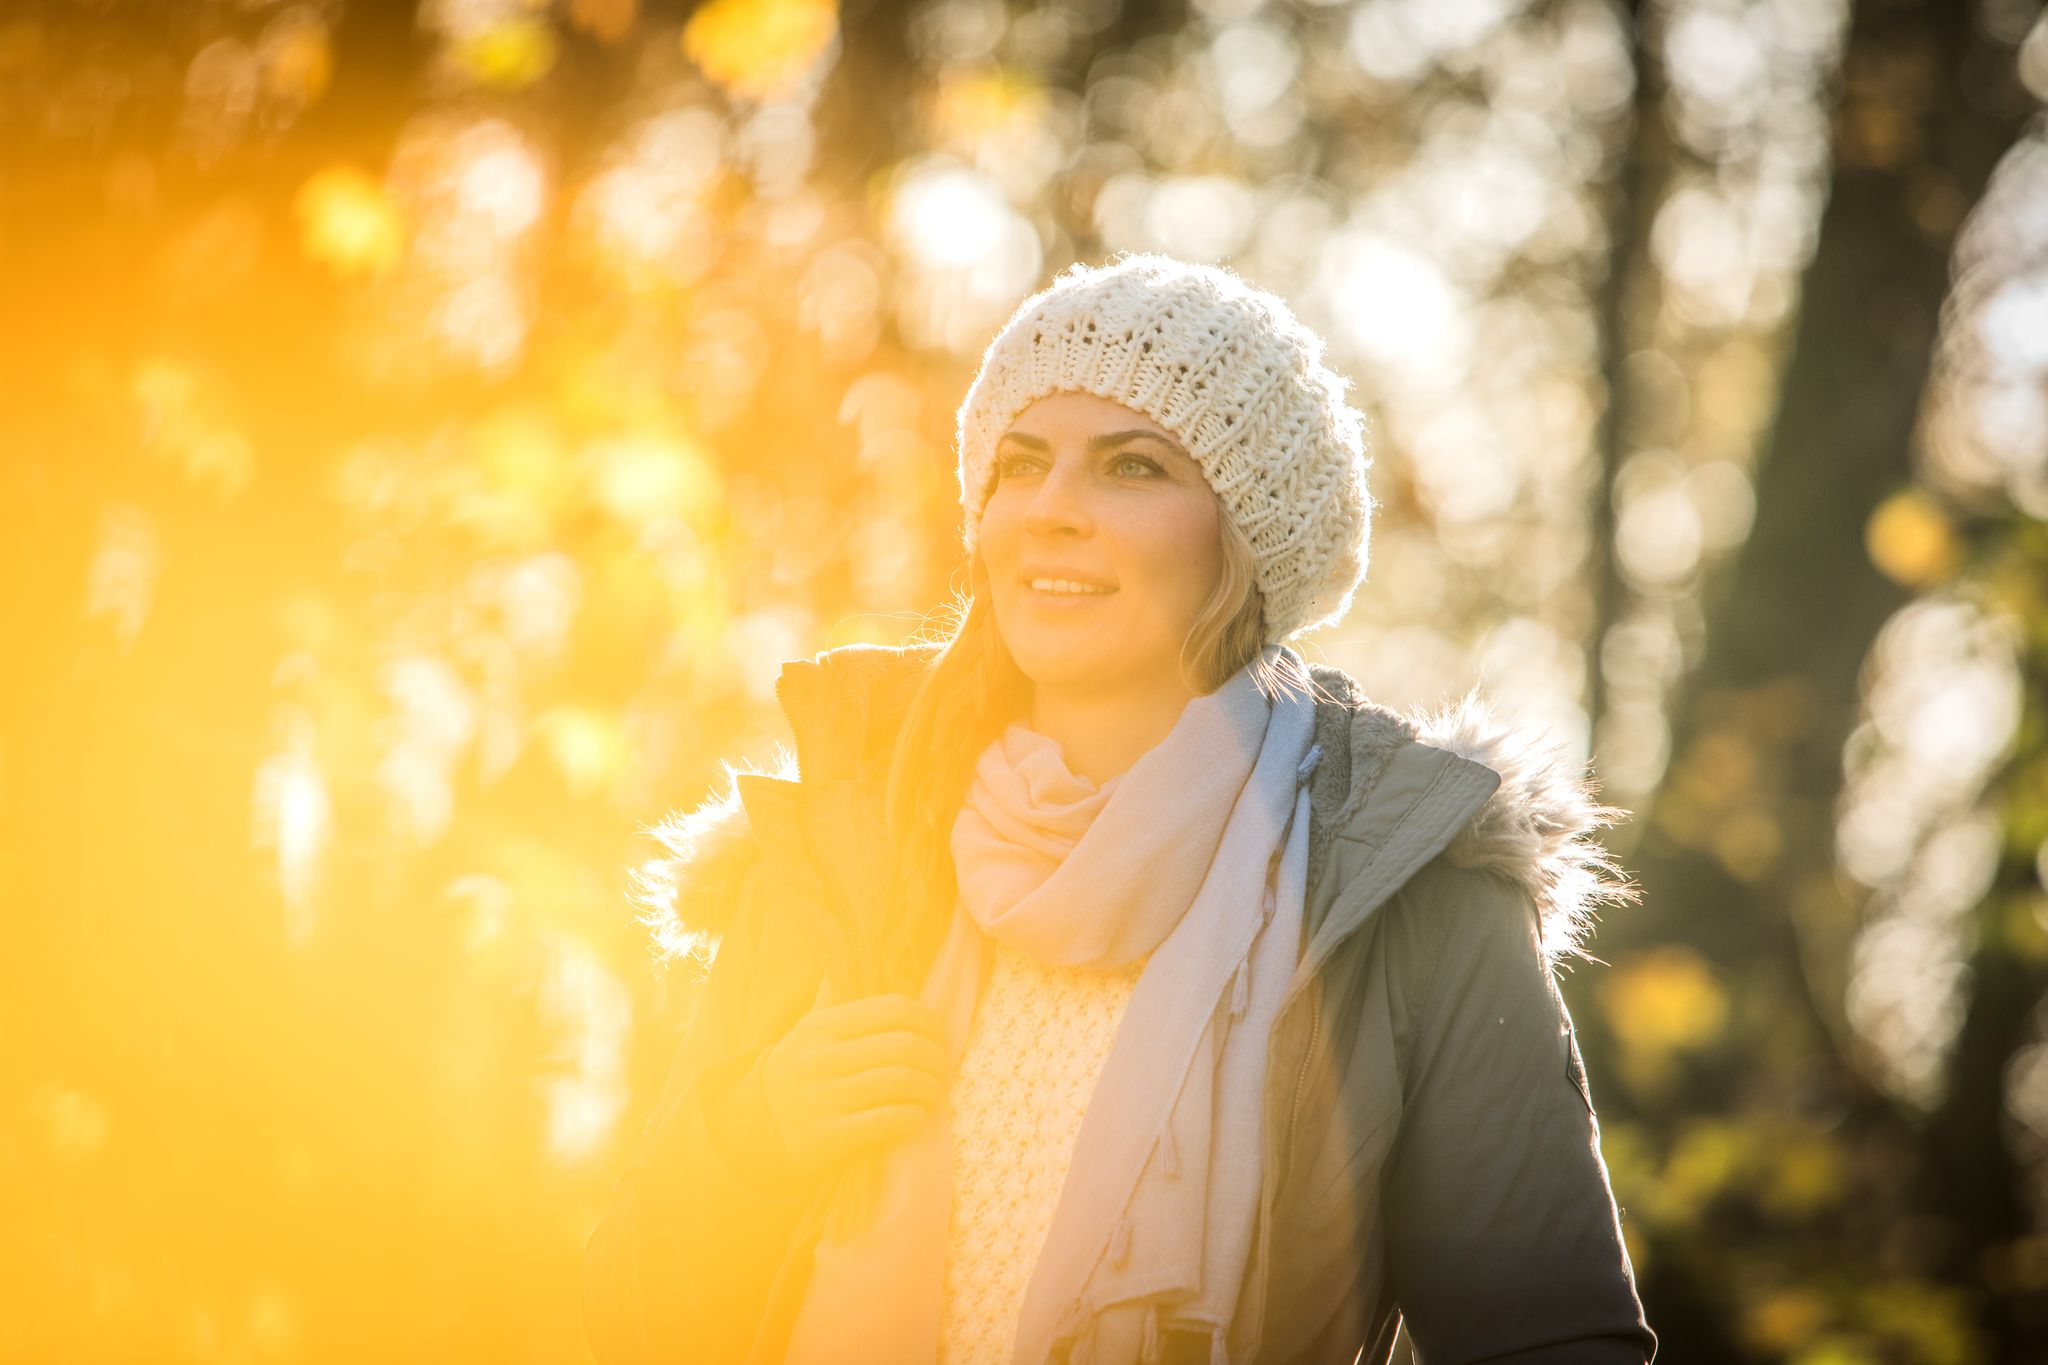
left=978, top=493, right=1020, bottom=559
left=1121, top=497, right=1222, bottom=605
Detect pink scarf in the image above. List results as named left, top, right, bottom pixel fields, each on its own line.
left=785, top=644, right=1322, bottom=1365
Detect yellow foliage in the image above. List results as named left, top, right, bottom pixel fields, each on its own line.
left=1712, top=805, right=1784, bottom=883
left=1600, top=945, right=1729, bottom=1091
left=1867, top=488, right=1962, bottom=586
left=930, top=67, right=1048, bottom=144
left=453, top=410, right=574, bottom=550
left=1792, top=1337, right=1881, bottom=1365
left=1858, top=1277, right=1986, bottom=1365
left=454, top=18, right=560, bottom=90
left=294, top=166, right=405, bottom=277
left=2005, top=896, right=2048, bottom=962
left=1687, top=727, right=1762, bottom=799
left=1650, top=782, right=1711, bottom=849
left=684, top=0, right=839, bottom=101
left=568, top=0, right=639, bottom=43
left=587, top=434, right=725, bottom=529
left=130, top=359, right=255, bottom=498
left=537, top=705, right=628, bottom=800
left=1692, top=337, right=1777, bottom=438
left=1659, top=1119, right=1748, bottom=1217
left=1743, top=1287, right=1830, bottom=1354
left=258, top=11, right=332, bottom=105
left=1762, top=1130, right=1846, bottom=1219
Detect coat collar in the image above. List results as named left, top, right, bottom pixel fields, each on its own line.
left=631, top=642, right=1635, bottom=970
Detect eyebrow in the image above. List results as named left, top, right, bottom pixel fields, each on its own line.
left=996, top=428, right=1189, bottom=458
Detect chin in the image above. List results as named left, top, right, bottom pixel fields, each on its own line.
left=997, top=623, right=1091, bottom=681
left=1009, top=650, right=1099, bottom=692
left=994, top=590, right=1174, bottom=688
left=1005, top=630, right=1159, bottom=694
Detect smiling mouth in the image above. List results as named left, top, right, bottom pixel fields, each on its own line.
left=1024, top=580, right=1117, bottom=600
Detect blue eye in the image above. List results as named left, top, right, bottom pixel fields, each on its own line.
left=993, top=450, right=1162, bottom=479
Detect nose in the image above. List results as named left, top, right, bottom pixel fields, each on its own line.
left=1022, top=457, right=1094, bottom=538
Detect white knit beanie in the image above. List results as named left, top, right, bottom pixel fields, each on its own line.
left=955, top=251, right=1375, bottom=643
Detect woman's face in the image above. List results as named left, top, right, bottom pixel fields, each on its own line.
left=978, top=391, right=1225, bottom=700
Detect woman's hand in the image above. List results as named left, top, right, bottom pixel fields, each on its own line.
left=751, top=992, right=952, bottom=1183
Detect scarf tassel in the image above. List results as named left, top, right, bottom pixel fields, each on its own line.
left=1209, top=1323, right=1232, bottom=1365
left=1297, top=742, right=1324, bottom=782
left=1054, top=1302, right=1090, bottom=1365
left=1108, top=1214, right=1134, bottom=1267
left=1228, top=956, right=1251, bottom=1019
left=1140, top=1303, right=1161, bottom=1364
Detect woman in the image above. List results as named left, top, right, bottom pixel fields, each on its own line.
left=583, top=254, right=1658, bottom=1365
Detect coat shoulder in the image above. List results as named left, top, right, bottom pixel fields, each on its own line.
left=636, top=651, right=1638, bottom=968
left=628, top=744, right=795, bottom=962
left=630, top=641, right=942, bottom=959
left=1302, top=663, right=1639, bottom=966
left=1404, top=688, right=1640, bottom=964
left=774, top=639, right=943, bottom=765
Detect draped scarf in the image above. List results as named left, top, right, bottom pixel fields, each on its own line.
left=784, top=642, right=1323, bottom=1365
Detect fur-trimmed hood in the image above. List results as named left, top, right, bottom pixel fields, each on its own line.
left=629, top=647, right=1636, bottom=970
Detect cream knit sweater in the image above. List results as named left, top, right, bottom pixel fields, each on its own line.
left=937, top=933, right=1150, bottom=1364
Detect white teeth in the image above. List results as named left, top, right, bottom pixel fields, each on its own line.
left=1028, top=578, right=1113, bottom=595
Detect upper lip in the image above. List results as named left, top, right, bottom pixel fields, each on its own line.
left=1021, top=565, right=1117, bottom=589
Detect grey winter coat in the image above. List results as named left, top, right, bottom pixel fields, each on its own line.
left=582, top=641, right=1658, bottom=1364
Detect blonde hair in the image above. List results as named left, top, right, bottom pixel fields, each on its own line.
left=868, top=510, right=1319, bottom=993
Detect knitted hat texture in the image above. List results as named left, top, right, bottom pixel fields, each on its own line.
left=955, top=252, right=1374, bottom=642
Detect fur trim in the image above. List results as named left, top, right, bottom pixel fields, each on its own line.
left=630, top=664, right=1637, bottom=971
left=628, top=744, right=796, bottom=971
left=1411, top=685, right=1639, bottom=967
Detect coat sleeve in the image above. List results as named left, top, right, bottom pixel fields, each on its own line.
left=581, top=848, right=830, bottom=1365
left=1379, top=857, right=1657, bottom=1364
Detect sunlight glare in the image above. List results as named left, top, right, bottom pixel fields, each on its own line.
left=891, top=162, right=1010, bottom=270
left=457, top=140, right=546, bottom=238
left=683, top=0, right=841, bottom=102
left=84, top=506, right=160, bottom=652
left=252, top=710, right=332, bottom=945
left=539, top=936, right=630, bottom=1164
left=295, top=166, right=405, bottom=277
left=1323, top=230, right=1470, bottom=382
left=379, top=656, right=477, bottom=844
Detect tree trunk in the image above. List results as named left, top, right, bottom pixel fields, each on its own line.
left=1607, top=0, right=2036, bottom=1355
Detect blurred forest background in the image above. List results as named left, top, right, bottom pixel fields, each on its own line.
left=3, top=0, right=2047, bottom=1360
